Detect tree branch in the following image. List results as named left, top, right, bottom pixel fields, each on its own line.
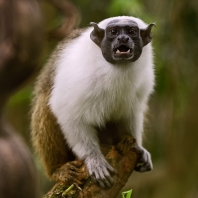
left=47, top=0, right=79, bottom=41
left=43, top=136, right=139, bottom=198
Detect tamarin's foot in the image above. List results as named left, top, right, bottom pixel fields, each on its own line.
left=133, top=144, right=153, bottom=172
left=117, top=136, right=153, bottom=172
left=51, top=160, right=88, bottom=185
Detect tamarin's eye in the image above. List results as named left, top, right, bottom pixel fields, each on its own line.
left=109, top=28, right=118, bottom=35
left=128, top=28, right=137, bottom=36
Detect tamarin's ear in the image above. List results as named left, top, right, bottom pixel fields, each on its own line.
left=90, top=22, right=105, bottom=46
left=140, top=23, right=156, bottom=46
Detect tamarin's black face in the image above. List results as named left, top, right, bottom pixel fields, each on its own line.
left=90, top=19, right=155, bottom=64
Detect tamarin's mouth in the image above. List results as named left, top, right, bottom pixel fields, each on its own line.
left=114, top=45, right=132, bottom=55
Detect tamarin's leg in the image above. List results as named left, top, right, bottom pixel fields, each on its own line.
left=117, top=135, right=152, bottom=171
left=130, top=111, right=153, bottom=172
left=110, top=118, right=153, bottom=172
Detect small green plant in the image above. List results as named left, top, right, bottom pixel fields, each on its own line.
left=121, top=189, right=133, bottom=198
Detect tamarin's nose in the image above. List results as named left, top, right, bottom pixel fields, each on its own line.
left=118, top=35, right=129, bottom=43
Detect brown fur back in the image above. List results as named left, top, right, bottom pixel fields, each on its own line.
left=31, top=29, right=84, bottom=177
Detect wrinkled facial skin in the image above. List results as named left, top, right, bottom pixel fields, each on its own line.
left=90, top=19, right=155, bottom=64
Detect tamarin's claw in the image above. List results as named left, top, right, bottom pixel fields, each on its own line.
left=51, top=160, right=89, bottom=185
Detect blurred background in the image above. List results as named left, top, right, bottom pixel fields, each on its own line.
left=3, top=0, right=198, bottom=197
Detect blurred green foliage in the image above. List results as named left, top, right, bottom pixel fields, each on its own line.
left=5, top=0, right=198, bottom=197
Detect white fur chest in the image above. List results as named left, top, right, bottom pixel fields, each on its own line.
left=77, top=65, right=138, bottom=126
left=50, top=58, right=140, bottom=127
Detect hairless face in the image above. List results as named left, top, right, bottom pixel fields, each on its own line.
left=90, top=19, right=155, bottom=64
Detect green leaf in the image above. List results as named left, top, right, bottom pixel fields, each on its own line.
left=121, top=189, right=133, bottom=198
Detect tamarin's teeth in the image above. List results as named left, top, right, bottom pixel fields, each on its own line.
left=116, top=49, right=121, bottom=54
left=116, top=49, right=130, bottom=54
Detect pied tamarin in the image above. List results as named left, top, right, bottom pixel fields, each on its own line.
left=31, top=16, right=155, bottom=188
